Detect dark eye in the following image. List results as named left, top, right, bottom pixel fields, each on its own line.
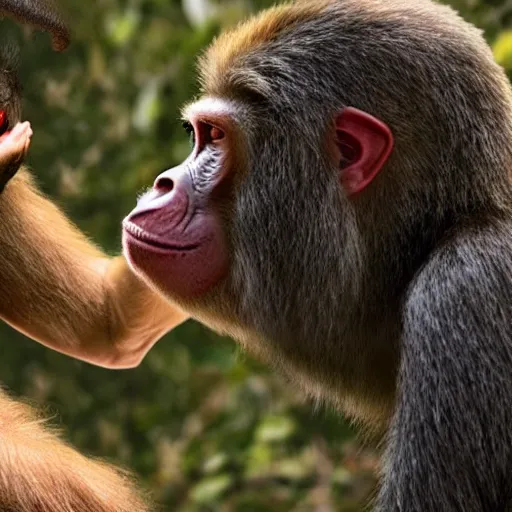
left=182, top=120, right=225, bottom=150
left=0, top=111, right=8, bottom=135
left=182, top=121, right=195, bottom=148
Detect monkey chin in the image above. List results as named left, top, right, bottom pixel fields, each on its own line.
left=122, top=219, right=228, bottom=299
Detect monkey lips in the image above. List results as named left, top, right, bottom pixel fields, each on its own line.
left=122, top=169, right=229, bottom=299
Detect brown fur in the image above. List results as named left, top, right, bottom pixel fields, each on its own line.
left=0, top=43, right=185, bottom=510
left=199, top=1, right=328, bottom=92
left=0, top=167, right=184, bottom=368
left=0, top=162, right=188, bottom=509
left=0, top=389, right=149, bottom=512
left=0, top=173, right=165, bottom=510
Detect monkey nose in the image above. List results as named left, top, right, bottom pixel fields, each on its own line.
left=127, top=167, right=192, bottom=219
left=154, top=175, right=174, bottom=194
left=153, top=166, right=190, bottom=195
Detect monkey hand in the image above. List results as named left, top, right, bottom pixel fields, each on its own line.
left=0, top=121, right=32, bottom=193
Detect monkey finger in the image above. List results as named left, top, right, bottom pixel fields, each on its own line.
left=10, top=122, right=31, bottom=142
left=2, top=124, right=31, bottom=149
left=0, top=135, right=31, bottom=167
left=0, top=123, right=28, bottom=146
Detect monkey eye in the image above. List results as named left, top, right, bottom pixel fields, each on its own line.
left=207, top=124, right=224, bottom=142
left=197, top=122, right=224, bottom=146
left=0, top=111, right=8, bottom=136
left=182, top=120, right=193, bottom=134
left=182, top=119, right=225, bottom=151
left=182, top=121, right=195, bottom=148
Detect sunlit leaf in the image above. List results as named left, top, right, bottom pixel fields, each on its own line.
left=256, top=415, right=296, bottom=443
left=106, top=8, right=141, bottom=46
left=133, top=79, right=162, bottom=133
left=203, top=452, right=228, bottom=473
left=190, top=474, right=232, bottom=503
left=493, top=31, right=512, bottom=68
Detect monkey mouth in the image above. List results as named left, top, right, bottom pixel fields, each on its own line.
left=122, top=220, right=200, bottom=253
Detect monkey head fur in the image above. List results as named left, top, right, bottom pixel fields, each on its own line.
left=123, top=0, right=512, bottom=427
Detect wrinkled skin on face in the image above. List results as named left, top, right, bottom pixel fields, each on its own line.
left=123, top=111, right=231, bottom=299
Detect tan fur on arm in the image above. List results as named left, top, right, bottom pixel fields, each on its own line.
left=0, top=390, right=151, bottom=512
left=0, top=168, right=188, bottom=368
left=103, top=256, right=188, bottom=367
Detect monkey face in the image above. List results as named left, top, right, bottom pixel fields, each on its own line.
left=122, top=90, right=394, bottom=336
left=122, top=99, right=234, bottom=301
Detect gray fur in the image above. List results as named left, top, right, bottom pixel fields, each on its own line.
left=182, top=0, right=512, bottom=509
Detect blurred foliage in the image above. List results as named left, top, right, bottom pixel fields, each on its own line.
left=0, top=0, right=510, bottom=510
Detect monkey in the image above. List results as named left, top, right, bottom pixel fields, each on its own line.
left=121, top=0, right=512, bottom=509
left=0, top=14, right=188, bottom=512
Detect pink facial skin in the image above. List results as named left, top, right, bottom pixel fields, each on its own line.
left=123, top=165, right=229, bottom=298
left=122, top=106, right=233, bottom=299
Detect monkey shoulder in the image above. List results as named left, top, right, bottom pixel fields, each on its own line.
left=387, top=218, right=512, bottom=512
left=396, top=217, right=512, bottom=459
left=403, top=217, right=512, bottom=344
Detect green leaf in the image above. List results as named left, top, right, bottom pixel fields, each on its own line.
left=190, top=474, right=233, bottom=503
left=255, top=415, right=296, bottom=443
left=493, top=31, right=512, bottom=68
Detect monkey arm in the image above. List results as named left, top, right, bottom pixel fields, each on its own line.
left=0, top=389, right=150, bottom=510
left=0, top=168, right=188, bottom=369
left=376, top=223, right=512, bottom=511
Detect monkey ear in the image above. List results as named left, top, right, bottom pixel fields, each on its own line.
left=335, top=107, right=394, bottom=196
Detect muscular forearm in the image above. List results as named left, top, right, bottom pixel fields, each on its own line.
left=0, top=168, right=188, bottom=368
